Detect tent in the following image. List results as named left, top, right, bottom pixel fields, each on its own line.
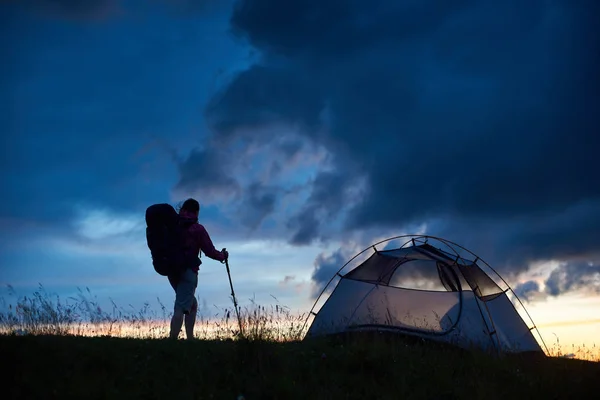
left=303, top=235, right=548, bottom=355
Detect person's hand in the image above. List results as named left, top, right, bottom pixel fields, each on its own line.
left=221, top=248, right=229, bottom=261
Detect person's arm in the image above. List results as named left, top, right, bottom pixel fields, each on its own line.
left=194, top=224, right=227, bottom=262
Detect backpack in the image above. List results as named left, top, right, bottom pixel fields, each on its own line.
left=145, top=203, right=200, bottom=276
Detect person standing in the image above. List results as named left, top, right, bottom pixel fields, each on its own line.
left=168, top=198, right=229, bottom=340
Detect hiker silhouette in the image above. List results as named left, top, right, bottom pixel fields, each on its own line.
left=167, top=198, right=229, bottom=340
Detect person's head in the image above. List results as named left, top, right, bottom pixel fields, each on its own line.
left=180, top=198, right=200, bottom=218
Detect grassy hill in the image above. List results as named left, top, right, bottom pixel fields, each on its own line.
left=1, top=284, right=599, bottom=399
left=2, top=332, right=600, bottom=400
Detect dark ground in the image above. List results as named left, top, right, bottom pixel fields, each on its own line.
left=2, top=332, right=599, bottom=399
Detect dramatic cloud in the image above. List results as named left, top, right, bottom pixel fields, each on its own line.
left=513, top=280, right=545, bottom=303
left=153, top=0, right=223, bottom=15
left=239, top=182, right=279, bottom=230
left=191, top=0, right=600, bottom=295
left=17, top=0, right=121, bottom=20
left=12, top=0, right=225, bottom=21
left=545, top=262, right=600, bottom=297
left=287, top=170, right=366, bottom=246
left=0, top=1, right=247, bottom=254
left=5, top=0, right=599, bottom=317
left=172, top=126, right=339, bottom=240
left=174, top=147, right=241, bottom=202
left=311, top=248, right=347, bottom=297
left=205, top=65, right=327, bottom=139
left=512, top=261, right=600, bottom=303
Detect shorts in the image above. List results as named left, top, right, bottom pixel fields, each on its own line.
left=168, top=268, right=198, bottom=315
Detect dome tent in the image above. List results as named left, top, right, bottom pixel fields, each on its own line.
left=302, top=235, right=548, bottom=355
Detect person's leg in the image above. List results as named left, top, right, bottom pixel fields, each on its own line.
left=184, top=296, right=198, bottom=340
left=172, top=268, right=198, bottom=340
left=169, top=273, right=184, bottom=339
left=170, top=308, right=184, bottom=339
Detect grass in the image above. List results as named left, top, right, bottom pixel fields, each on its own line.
left=1, top=284, right=599, bottom=399
left=0, top=284, right=306, bottom=341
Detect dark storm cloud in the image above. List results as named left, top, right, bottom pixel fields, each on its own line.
left=12, top=0, right=224, bottom=20
left=174, top=147, right=241, bottom=200
left=511, top=261, right=600, bottom=303
left=287, top=211, right=319, bottom=246
left=287, top=170, right=358, bottom=246
left=545, top=262, right=600, bottom=297
left=204, top=64, right=326, bottom=142
left=513, top=280, right=544, bottom=302
left=278, top=137, right=304, bottom=159
left=172, top=132, right=323, bottom=235
left=17, top=0, right=119, bottom=20
left=203, top=0, right=600, bottom=290
left=311, top=248, right=347, bottom=296
left=1, top=3, right=244, bottom=261
left=238, top=181, right=279, bottom=230
left=425, top=199, right=600, bottom=277
left=2, top=29, right=180, bottom=240
left=153, top=0, right=223, bottom=15
left=230, top=0, right=476, bottom=60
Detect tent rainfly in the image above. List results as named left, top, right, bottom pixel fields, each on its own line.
left=303, top=235, right=548, bottom=355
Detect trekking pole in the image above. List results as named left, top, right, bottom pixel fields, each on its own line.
left=222, top=249, right=243, bottom=337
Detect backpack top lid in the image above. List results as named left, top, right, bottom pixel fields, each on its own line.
left=145, top=203, right=179, bottom=228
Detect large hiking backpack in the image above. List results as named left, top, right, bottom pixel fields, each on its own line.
left=145, top=203, right=200, bottom=276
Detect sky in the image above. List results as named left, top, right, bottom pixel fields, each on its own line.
left=1, top=0, right=599, bottom=350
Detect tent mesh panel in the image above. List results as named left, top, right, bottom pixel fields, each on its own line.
left=342, top=245, right=502, bottom=299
